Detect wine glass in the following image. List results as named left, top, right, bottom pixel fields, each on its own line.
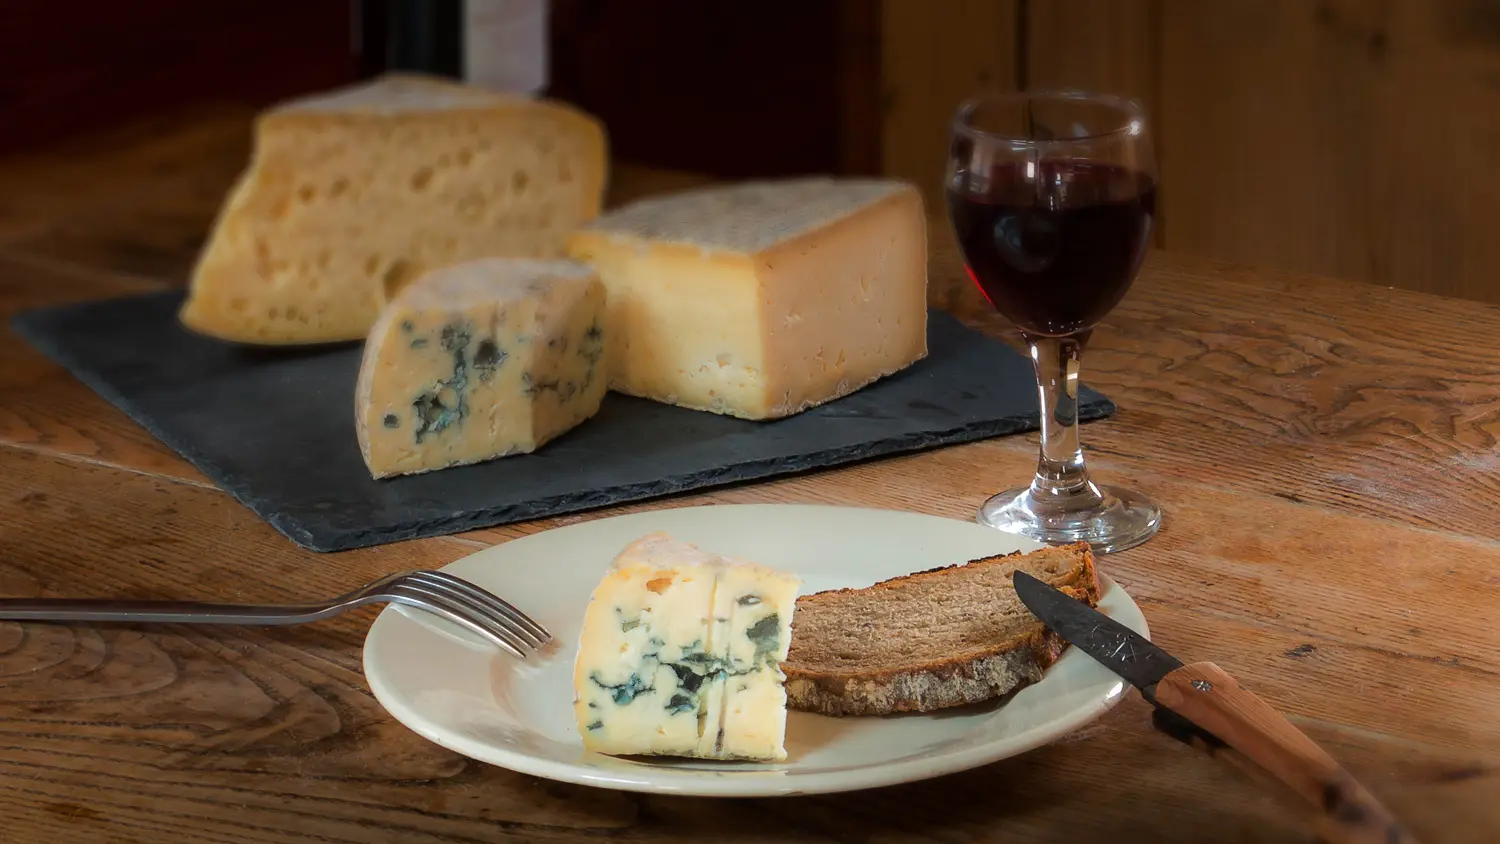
left=945, top=90, right=1160, bottom=553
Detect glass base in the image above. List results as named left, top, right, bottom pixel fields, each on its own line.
left=977, top=483, right=1161, bottom=554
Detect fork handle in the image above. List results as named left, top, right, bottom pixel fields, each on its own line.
left=0, top=597, right=352, bottom=626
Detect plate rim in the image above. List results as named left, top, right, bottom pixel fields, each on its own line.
left=362, top=503, right=1146, bottom=797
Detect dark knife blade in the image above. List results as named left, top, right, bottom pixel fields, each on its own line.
left=1012, top=569, right=1182, bottom=699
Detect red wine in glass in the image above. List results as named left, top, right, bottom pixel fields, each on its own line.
left=946, top=91, right=1161, bottom=553
left=948, top=162, right=1156, bottom=338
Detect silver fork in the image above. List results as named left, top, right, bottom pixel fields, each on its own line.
left=0, top=570, right=551, bottom=658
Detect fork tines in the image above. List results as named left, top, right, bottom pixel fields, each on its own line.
left=386, top=571, right=551, bottom=659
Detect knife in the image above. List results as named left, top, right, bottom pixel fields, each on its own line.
left=1012, top=570, right=1420, bottom=844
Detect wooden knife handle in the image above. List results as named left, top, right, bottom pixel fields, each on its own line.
left=1154, top=661, right=1419, bottom=844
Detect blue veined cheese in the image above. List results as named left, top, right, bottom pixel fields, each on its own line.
left=572, top=532, right=801, bottom=761
left=710, top=560, right=801, bottom=759
left=354, top=257, right=607, bottom=478
left=565, top=177, right=929, bottom=420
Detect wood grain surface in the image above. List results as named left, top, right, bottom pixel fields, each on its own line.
left=1153, top=662, right=1418, bottom=844
left=0, top=107, right=1497, bottom=843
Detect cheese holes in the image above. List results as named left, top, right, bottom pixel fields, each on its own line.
left=381, top=259, right=420, bottom=302
left=457, top=193, right=487, bottom=221
left=253, top=240, right=272, bottom=275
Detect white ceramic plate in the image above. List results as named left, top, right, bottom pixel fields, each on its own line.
left=363, top=504, right=1147, bottom=797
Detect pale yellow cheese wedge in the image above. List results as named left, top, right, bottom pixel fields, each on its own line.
left=181, top=73, right=608, bottom=345
left=566, top=178, right=928, bottom=420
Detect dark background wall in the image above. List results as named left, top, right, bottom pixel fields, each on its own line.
left=4, top=0, right=1500, bottom=305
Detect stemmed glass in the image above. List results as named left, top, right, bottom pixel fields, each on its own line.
left=945, top=90, right=1160, bottom=553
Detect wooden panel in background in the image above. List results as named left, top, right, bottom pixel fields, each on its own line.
left=1016, top=0, right=1500, bottom=304
left=1022, top=0, right=1161, bottom=244
left=1023, top=0, right=1155, bottom=105
left=1157, top=0, right=1500, bottom=302
left=879, top=0, right=1019, bottom=205
left=836, top=0, right=885, bottom=176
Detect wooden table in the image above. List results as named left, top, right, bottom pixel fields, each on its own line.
left=0, top=106, right=1495, bottom=844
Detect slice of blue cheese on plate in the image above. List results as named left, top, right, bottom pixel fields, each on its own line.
left=354, top=257, right=607, bottom=479
left=572, top=531, right=801, bottom=762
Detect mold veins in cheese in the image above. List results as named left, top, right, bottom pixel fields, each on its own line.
left=180, top=73, right=608, bottom=346
left=566, top=177, right=928, bottom=420
left=573, top=532, right=801, bottom=762
left=354, top=258, right=607, bottom=479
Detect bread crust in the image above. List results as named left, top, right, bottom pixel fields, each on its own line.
left=782, top=543, right=1100, bottom=716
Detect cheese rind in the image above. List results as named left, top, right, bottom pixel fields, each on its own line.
left=354, top=258, right=607, bottom=479
left=566, top=178, right=928, bottom=420
left=572, top=532, right=800, bottom=761
left=181, top=73, right=608, bottom=345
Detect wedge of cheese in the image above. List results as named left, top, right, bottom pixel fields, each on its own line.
left=354, top=258, right=607, bottom=479
left=566, top=178, right=928, bottom=420
left=573, top=532, right=801, bottom=762
left=181, top=73, right=608, bottom=346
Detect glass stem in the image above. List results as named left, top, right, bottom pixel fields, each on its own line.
left=1026, top=333, right=1103, bottom=506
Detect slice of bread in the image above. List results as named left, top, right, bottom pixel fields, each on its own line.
left=782, top=542, right=1100, bottom=716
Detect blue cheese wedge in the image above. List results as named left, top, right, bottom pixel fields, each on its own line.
left=572, top=532, right=801, bottom=761
left=355, top=257, right=607, bottom=478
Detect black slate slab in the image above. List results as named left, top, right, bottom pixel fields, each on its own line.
left=13, top=291, right=1115, bottom=552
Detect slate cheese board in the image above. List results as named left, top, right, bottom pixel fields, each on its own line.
left=13, top=290, right=1115, bottom=552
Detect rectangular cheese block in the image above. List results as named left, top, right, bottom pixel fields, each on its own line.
left=565, top=178, right=928, bottom=420
left=181, top=73, right=607, bottom=345
left=354, top=258, right=607, bottom=479
left=573, top=532, right=801, bottom=761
